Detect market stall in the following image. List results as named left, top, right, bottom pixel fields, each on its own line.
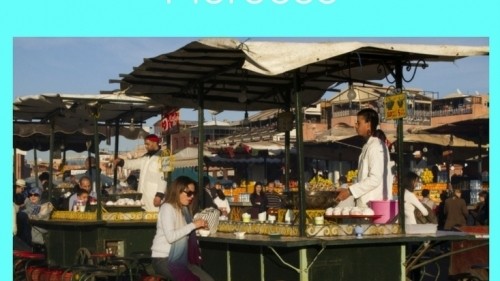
left=114, top=38, right=489, bottom=280
left=14, top=93, right=168, bottom=269
left=14, top=93, right=163, bottom=204
left=16, top=39, right=489, bottom=280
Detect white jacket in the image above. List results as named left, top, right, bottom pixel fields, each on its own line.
left=404, top=189, right=428, bottom=224
left=349, top=136, right=393, bottom=208
left=151, top=203, right=195, bottom=258
left=213, top=197, right=231, bottom=214
left=124, top=151, right=167, bottom=212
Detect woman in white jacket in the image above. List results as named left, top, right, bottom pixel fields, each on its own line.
left=336, top=108, right=393, bottom=207
left=212, top=182, right=230, bottom=217
left=151, top=176, right=213, bottom=281
left=403, top=172, right=428, bottom=224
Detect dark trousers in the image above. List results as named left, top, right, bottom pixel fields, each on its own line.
left=16, top=212, right=32, bottom=246
left=152, top=257, right=174, bottom=280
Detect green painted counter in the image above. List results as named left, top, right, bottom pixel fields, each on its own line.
left=197, top=232, right=486, bottom=281
left=31, top=219, right=487, bottom=281
left=31, top=219, right=157, bottom=267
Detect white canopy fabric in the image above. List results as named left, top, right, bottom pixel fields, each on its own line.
left=314, top=123, right=485, bottom=149
left=242, top=141, right=285, bottom=155
left=14, top=93, right=162, bottom=126
left=206, top=155, right=283, bottom=165
left=13, top=93, right=163, bottom=151
left=386, top=133, right=487, bottom=148
left=409, top=115, right=489, bottom=144
left=119, top=39, right=488, bottom=111
left=315, top=123, right=358, bottom=142
left=14, top=122, right=147, bottom=140
left=173, top=147, right=212, bottom=168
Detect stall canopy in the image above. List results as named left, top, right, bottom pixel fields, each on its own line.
left=410, top=115, right=489, bottom=144
left=116, top=38, right=488, bottom=236
left=14, top=128, right=105, bottom=152
left=13, top=93, right=164, bottom=151
left=386, top=132, right=487, bottom=148
left=173, top=147, right=212, bottom=168
left=117, top=38, right=488, bottom=112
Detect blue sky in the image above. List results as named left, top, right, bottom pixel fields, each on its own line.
left=3, top=0, right=498, bottom=275
left=14, top=37, right=489, bottom=103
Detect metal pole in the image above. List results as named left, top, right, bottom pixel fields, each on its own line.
left=299, top=248, right=309, bottom=281
left=93, top=111, right=102, bottom=220
left=13, top=147, right=17, bottom=181
left=395, top=62, right=406, bottom=231
left=197, top=85, right=205, bottom=210
left=293, top=71, right=306, bottom=237
left=260, top=246, right=265, bottom=281
left=33, top=147, right=39, bottom=188
left=478, top=126, right=482, bottom=176
left=48, top=121, right=55, bottom=203
left=226, top=245, right=232, bottom=281
left=113, top=120, right=120, bottom=191
left=285, top=129, right=290, bottom=191
left=284, top=90, right=291, bottom=192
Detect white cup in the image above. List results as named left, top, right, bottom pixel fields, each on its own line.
left=268, top=215, right=276, bottom=223
left=79, top=205, right=86, bottom=212
left=258, top=212, right=267, bottom=222
left=242, top=213, right=251, bottom=223
left=314, top=216, right=324, bottom=225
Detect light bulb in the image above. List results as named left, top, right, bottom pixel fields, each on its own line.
left=129, top=118, right=135, bottom=131
left=347, top=86, right=357, bottom=101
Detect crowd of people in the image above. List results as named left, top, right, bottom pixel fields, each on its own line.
left=13, top=122, right=489, bottom=281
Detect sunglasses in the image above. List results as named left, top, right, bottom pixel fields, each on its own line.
left=182, top=190, right=195, bottom=197
left=29, top=193, right=40, bottom=197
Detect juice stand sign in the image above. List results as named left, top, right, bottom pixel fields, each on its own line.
left=384, top=93, right=407, bottom=120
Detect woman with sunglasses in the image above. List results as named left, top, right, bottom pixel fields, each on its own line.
left=16, top=187, right=43, bottom=246
left=151, top=176, right=214, bottom=281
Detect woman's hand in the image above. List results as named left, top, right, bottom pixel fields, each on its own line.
left=219, top=207, right=228, bottom=217
left=193, top=218, right=208, bottom=229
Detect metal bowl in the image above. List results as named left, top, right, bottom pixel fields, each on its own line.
left=282, top=191, right=339, bottom=209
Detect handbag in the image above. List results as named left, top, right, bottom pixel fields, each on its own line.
left=415, top=204, right=437, bottom=224
left=187, top=232, right=202, bottom=266
left=30, top=202, right=54, bottom=220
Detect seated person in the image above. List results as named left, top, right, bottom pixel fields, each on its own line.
left=471, top=191, right=488, bottom=225
left=16, top=188, right=42, bottom=246
left=265, top=181, right=282, bottom=210
left=68, top=176, right=93, bottom=210
left=403, top=172, right=429, bottom=224
left=420, top=189, right=436, bottom=211
left=126, top=174, right=139, bottom=191
left=70, top=189, right=89, bottom=211
left=212, top=182, right=230, bottom=217
left=200, top=176, right=218, bottom=210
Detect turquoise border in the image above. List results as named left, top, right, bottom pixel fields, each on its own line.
left=2, top=0, right=497, bottom=278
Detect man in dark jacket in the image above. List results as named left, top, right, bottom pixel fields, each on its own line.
left=444, top=188, right=469, bottom=230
